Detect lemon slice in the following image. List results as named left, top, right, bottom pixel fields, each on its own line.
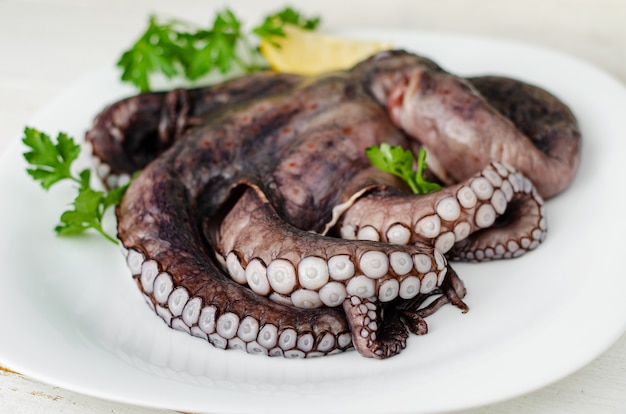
left=260, top=26, right=392, bottom=75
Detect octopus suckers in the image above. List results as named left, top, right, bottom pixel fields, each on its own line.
left=456, top=186, right=478, bottom=209
left=153, top=272, right=174, bottom=304
left=269, top=292, right=293, bottom=306
left=319, top=282, right=347, bottom=307
left=297, top=333, right=314, bottom=352
left=346, top=276, right=376, bottom=298
left=420, top=272, right=438, bottom=294
left=258, top=324, right=279, bottom=348
left=415, top=215, right=441, bottom=238
left=285, top=350, right=306, bottom=359
left=483, top=165, right=504, bottom=187
left=96, top=160, right=110, bottom=178
left=340, top=225, right=357, bottom=240
left=509, top=173, right=522, bottom=192
left=389, top=251, right=413, bottom=275
left=413, top=254, right=432, bottom=274
left=492, top=162, right=510, bottom=177
left=359, top=251, right=389, bottom=278
left=126, top=249, right=145, bottom=275
left=378, top=279, right=399, bottom=302
left=434, top=250, right=446, bottom=270
left=470, top=177, right=494, bottom=200
left=298, top=256, right=330, bottom=289
left=279, top=328, right=297, bottom=350
left=198, top=306, right=217, bottom=334
left=237, top=316, right=260, bottom=342
left=182, top=297, right=202, bottom=326
left=501, top=180, right=514, bottom=201
left=437, top=267, right=448, bottom=285
left=435, top=232, right=456, bottom=253
left=453, top=222, right=471, bottom=241
left=245, top=259, right=270, bottom=295
left=291, top=289, right=322, bottom=308
left=216, top=312, right=240, bottom=339
left=475, top=204, right=497, bottom=228
left=436, top=197, right=461, bottom=221
left=398, top=276, right=421, bottom=299
left=140, top=259, right=159, bottom=294
left=328, top=255, right=355, bottom=280
left=167, top=286, right=189, bottom=316
left=357, top=225, right=380, bottom=241
left=226, top=252, right=246, bottom=284
left=386, top=223, right=411, bottom=244
left=317, top=333, right=336, bottom=352
left=208, top=333, right=227, bottom=349
left=338, top=332, right=352, bottom=349
left=491, top=189, right=507, bottom=214
left=267, top=259, right=297, bottom=294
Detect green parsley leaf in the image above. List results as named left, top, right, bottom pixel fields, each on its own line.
left=22, top=127, right=134, bottom=244
left=22, top=128, right=81, bottom=190
left=413, top=146, right=443, bottom=194
left=117, top=7, right=321, bottom=91
left=117, top=15, right=186, bottom=92
left=186, top=9, right=243, bottom=80
left=252, top=7, right=321, bottom=41
left=55, top=186, right=108, bottom=238
left=365, top=143, right=442, bottom=194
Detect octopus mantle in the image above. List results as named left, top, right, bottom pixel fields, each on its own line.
left=86, top=50, right=581, bottom=359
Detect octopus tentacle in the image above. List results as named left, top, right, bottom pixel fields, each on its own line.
left=214, top=185, right=451, bottom=307
left=117, top=161, right=353, bottom=358
left=337, top=162, right=546, bottom=261
left=343, top=296, right=408, bottom=359
left=402, top=265, right=468, bottom=318
left=340, top=264, right=468, bottom=358
left=356, top=50, right=581, bottom=199
left=468, top=75, right=581, bottom=164
left=213, top=184, right=468, bottom=358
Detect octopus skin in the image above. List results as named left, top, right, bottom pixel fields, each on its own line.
left=86, top=50, right=581, bottom=359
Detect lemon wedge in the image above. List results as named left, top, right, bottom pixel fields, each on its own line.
left=260, top=26, right=392, bottom=75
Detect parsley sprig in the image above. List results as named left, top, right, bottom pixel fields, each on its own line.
left=22, top=127, right=131, bottom=244
left=253, top=7, right=320, bottom=42
left=366, top=144, right=443, bottom=194
left=118, top=7, right=320, bottom=92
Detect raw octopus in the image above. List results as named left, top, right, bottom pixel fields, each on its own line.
left=86, top=50, right=581, bottom=359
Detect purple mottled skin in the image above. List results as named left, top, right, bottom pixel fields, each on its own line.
left=86, top=50, right=580, bottom=358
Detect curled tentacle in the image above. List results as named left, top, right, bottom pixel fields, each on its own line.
left=337, top=162, right=546, bottom=262
left=214, top=185, right=450, bottom=305
left=213, top=185, right=467, bottom=358
left=118, top=160, right=353, bottom=358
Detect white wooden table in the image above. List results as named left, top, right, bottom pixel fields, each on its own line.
left=1, top=0, right=625, bottom=413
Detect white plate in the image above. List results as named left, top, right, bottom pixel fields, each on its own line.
left=1, top=31, right=625, bottom=414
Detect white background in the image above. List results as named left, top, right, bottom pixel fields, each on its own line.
left=0, top=0, right=624, bottom=413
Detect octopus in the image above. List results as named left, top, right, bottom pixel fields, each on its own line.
left=86, top=50, right=581, bottom=359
